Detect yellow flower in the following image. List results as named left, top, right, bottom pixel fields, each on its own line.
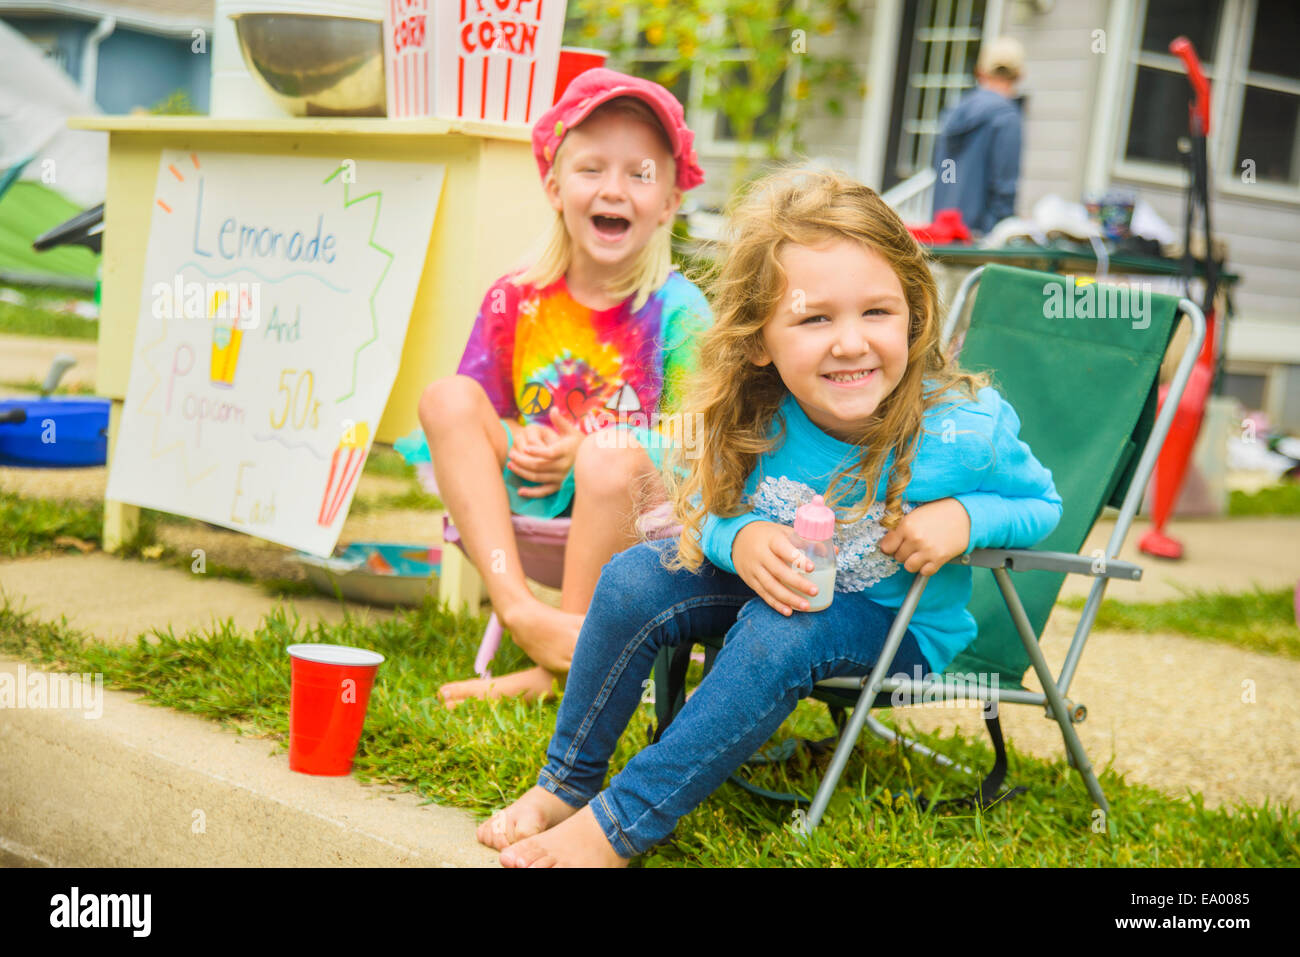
left=646, top=23, right=665, bottom=45
left=795, top=78, right=810, bottom=99
left=679, top=38, right=698, bottom=58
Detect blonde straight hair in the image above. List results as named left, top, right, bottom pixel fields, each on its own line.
left=660, top=166, right=990, bottom=573
left=513, top=97, right=679, bottom=312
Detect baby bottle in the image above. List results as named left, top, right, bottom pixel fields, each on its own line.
left=792, top=495, right=836, bottom=612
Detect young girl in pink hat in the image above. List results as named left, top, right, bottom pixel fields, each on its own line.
left=413, top=69, right=710, bottom=706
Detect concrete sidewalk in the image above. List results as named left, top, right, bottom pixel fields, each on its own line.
left=0, top=553, right=394, bottom=644
left=0, top=333, right=98, bottom=392
left=890, top=604, right=1300, bottom=812
left=0, top=659, right=497, bottom=867
left=0, top=552, right=498, bottom=866
left=1067, top=515, right=1300, bottom=603
left=896, top=514, right=1300, bottom=811
left=0, top=549, right=500, bottom=866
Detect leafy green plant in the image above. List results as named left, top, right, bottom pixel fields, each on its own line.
left=148, top=89, right=199, bottom=116
left=564, top=0, right=861, bottom=158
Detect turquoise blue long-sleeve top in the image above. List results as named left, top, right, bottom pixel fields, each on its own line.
left=698, top=388, right=1062, bottom=673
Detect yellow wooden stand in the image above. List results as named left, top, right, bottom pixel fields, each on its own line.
left=72, top=115, right=552, bottom=615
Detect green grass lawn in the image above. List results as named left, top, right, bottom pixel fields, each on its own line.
left=2, top=483, right=1293, bottom=661
left=0, top=294, right=98, bottom=340
left=1230, top=479, right=1300, bottom=517
left=0, top=489, right=102, bottom=557
left=0, top=444, right=436, bottom=556
left=2, top=476, right=1297, bottom=864
left=1057, top=585, right=1299, bottom=660
left=362, top=444, right=418, bottom=480
left=0, top=377, right=96, bottom=396
left=0, top=596, right=1294, bottom=867
left=0, top=491, right=313, bottom=596
left=351, top=444, right=443, bottom=513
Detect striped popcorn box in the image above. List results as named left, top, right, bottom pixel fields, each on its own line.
left=434, top=0, right=566, bottom=125
left=384, top=0, right=434, bottom=117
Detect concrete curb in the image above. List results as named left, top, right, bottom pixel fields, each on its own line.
left=0, top=659, right=499, bottom=867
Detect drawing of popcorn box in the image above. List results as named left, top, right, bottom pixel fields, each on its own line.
left=318, top=421, right=371, bottom=526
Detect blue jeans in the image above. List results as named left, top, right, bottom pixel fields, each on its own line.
left=536, top=541, right=933, bottom=857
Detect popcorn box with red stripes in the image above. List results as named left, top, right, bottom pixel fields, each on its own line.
left=384, top=0, right=566, bottom=124
left=384, top=0, right=434, bottom=117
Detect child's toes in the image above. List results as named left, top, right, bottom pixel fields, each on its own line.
left=503, top=805, right=548, bottom=846
left=500, top=836, right=551, bottom=868
left=476, top=812, right=506, bottom=848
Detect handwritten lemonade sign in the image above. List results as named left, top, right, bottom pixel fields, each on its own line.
left=105, top=150, right=444, bottom=556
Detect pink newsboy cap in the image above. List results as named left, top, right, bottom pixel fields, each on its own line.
left=531, top=67, right=705, bottom=191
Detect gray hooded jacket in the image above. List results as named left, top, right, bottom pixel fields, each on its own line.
left=930, top=86, right=1023, bottom=235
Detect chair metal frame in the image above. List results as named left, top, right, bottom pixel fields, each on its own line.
left=800, top=265, right=1207, bottom=832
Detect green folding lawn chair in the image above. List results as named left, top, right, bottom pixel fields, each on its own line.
left=650, top=263, right=1207, bottom=829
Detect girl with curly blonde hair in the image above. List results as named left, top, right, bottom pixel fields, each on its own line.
left=479, top=166, right=1062, bottom=867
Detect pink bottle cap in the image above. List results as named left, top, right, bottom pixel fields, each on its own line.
left=794, top=495, right=835, bottom=541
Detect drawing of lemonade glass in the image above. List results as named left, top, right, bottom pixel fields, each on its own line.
left=209, top=289, right=245, bottom=387
left=319, top=420, right=370, bottom=526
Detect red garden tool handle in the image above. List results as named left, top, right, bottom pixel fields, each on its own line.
left=1169, top=36, right=1211, bottom=135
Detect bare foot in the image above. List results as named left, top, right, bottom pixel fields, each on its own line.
left=439, top=665, right=558, bottom=708
left=477, top=785, right=581, bottom=850
left=498, top=597, right=584, bottom=674
left=499, top=805, right=629, bottom=868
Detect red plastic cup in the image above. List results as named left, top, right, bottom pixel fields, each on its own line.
left=553, top=47, right=609, bottom=103
left=287, top=643, right=384, bottom=775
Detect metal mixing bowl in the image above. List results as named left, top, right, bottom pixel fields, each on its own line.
left=230, top=13, right=386, bottom=117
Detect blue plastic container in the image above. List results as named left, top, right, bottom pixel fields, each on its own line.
left=0, top=398, right=110, bottom=467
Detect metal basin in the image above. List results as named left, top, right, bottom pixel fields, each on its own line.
left=230, top=13, right=386, bottom=117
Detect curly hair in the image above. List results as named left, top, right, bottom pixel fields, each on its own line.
left=658, top=166, right=989, bottom=573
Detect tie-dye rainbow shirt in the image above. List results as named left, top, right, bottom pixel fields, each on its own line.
left=455, top=270, right=712, bottom=434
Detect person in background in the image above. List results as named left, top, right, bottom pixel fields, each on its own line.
left=931, top=37, right=1025, bottom=237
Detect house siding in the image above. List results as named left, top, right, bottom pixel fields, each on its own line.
left=2, top=14, right=210, bottom=113
left=796, top=0, right=1298, bottom=423
left=97, top=30, right=210, bottom=114
left=1007, top=0, right=1299, bottom=351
